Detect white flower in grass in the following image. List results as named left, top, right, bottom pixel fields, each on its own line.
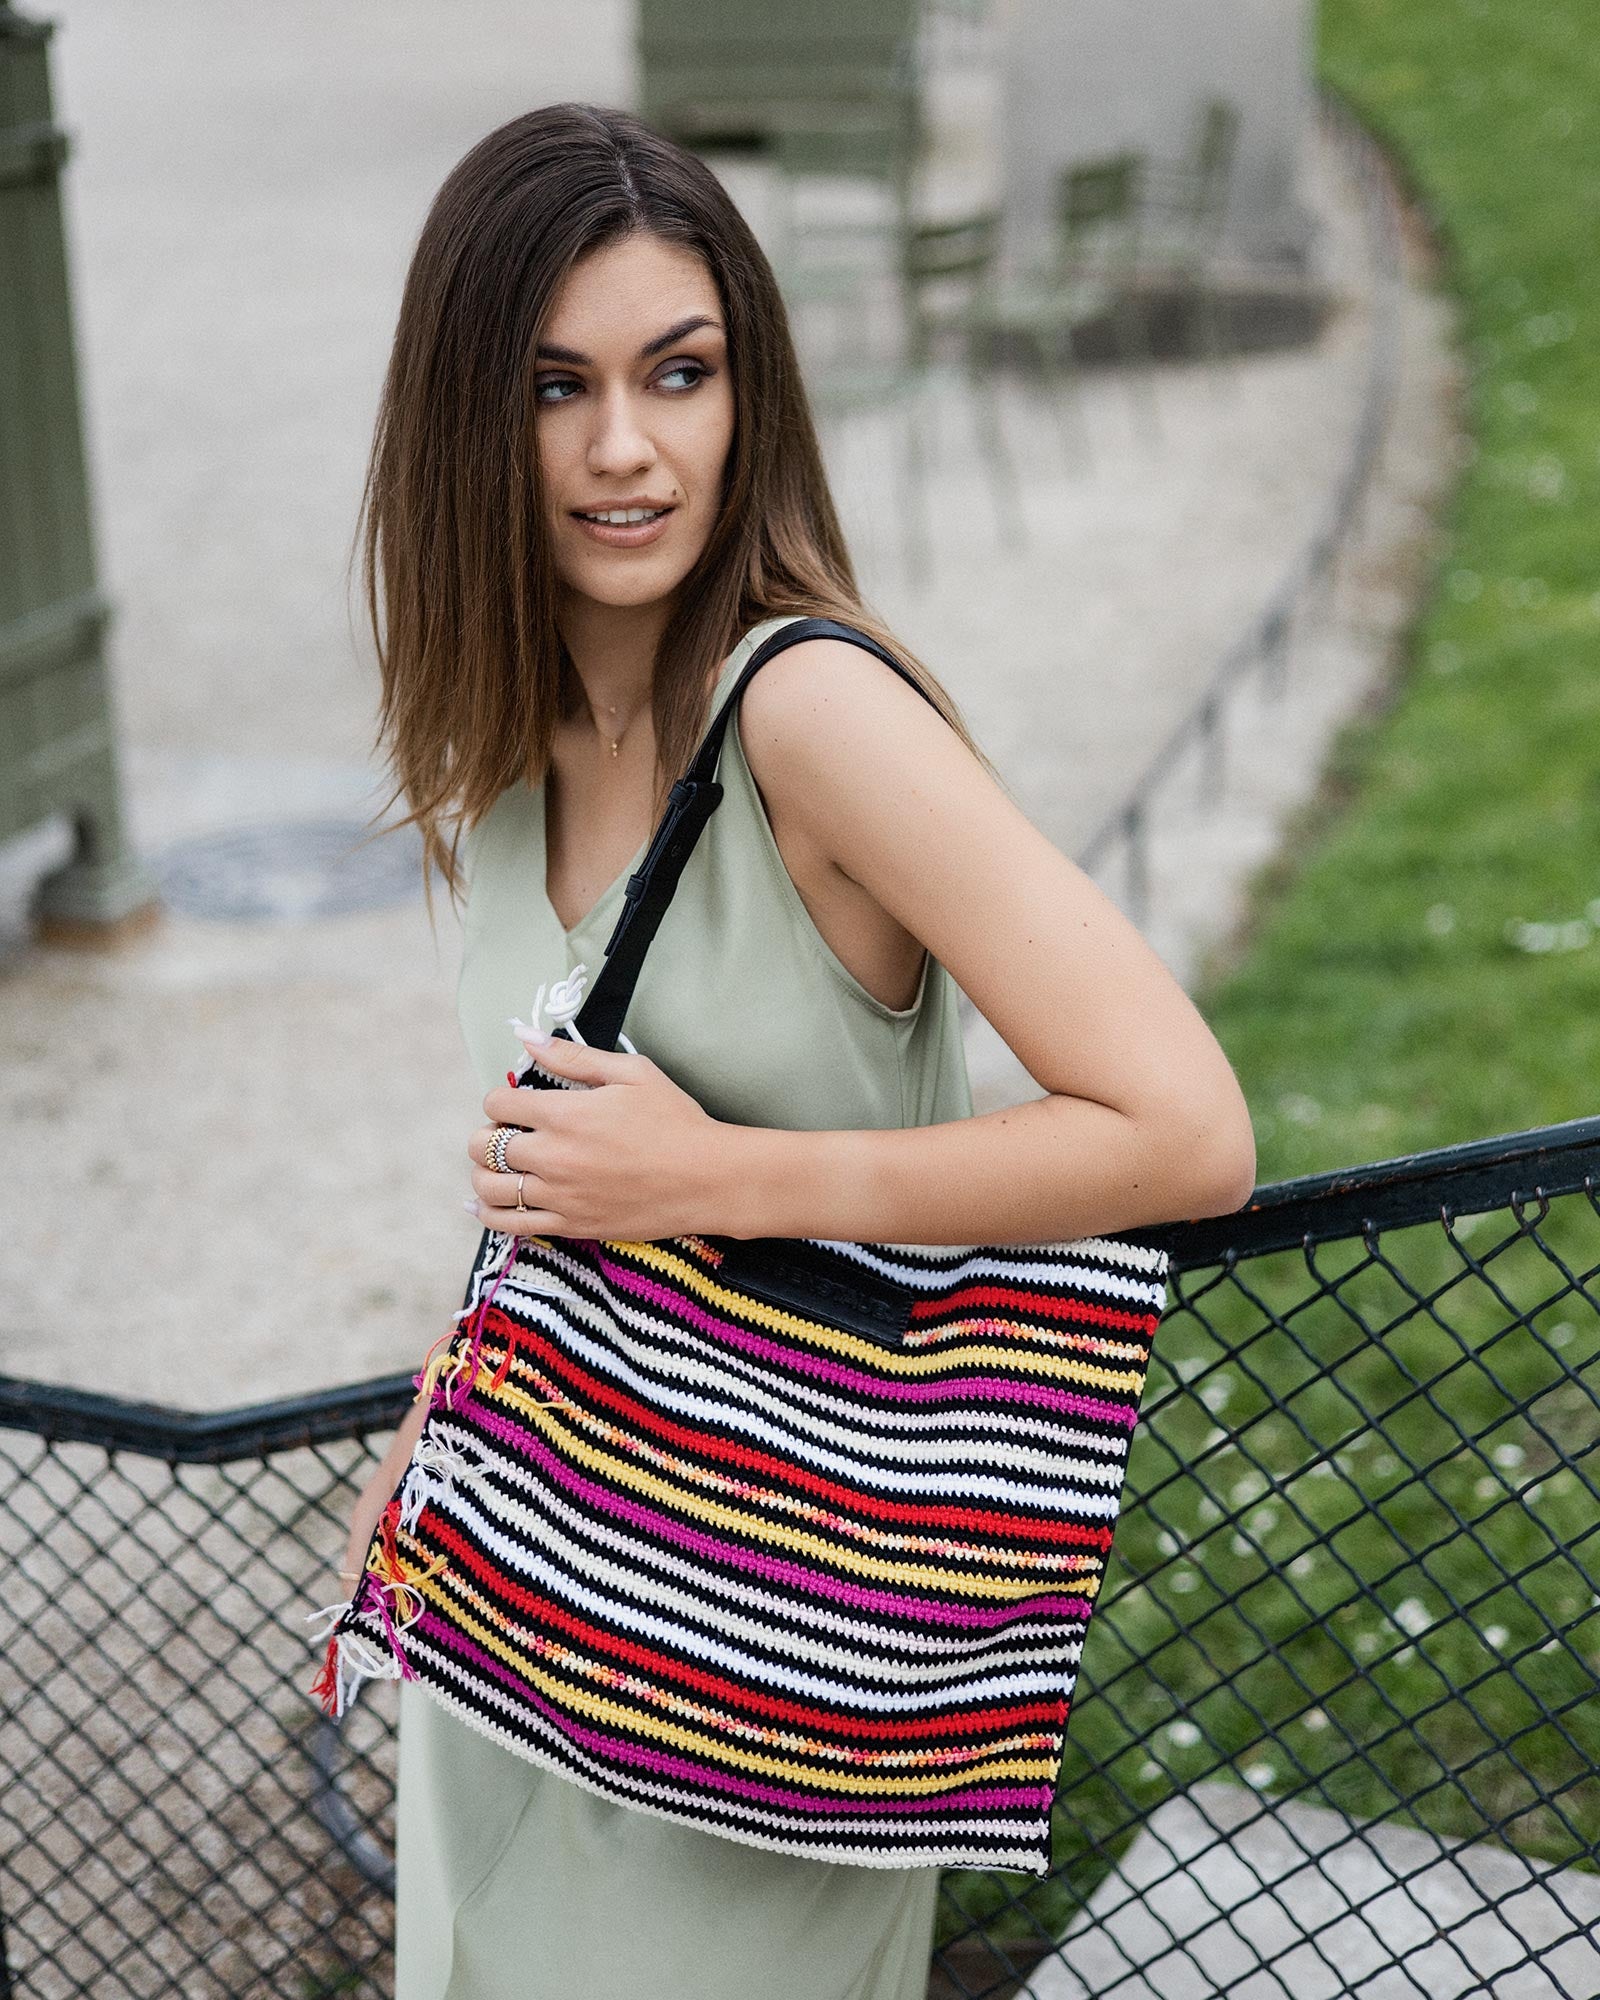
left=1167, top=1720, right=1202, bottom=1749
left=1244, top=1762, right=1275, bottom=1790
left=1279, top=1092, right=1322, bottom=1125
left=1169, top=1570, right=1200, bottom=1594
left=1492, top=1443, right=1526, bottom=1470
left=1138, top=1760, right=1162, bottom=1784
left=1483, top=1624, right=1510, bottom=1651
left=1506, top=917, right=1591, bottom=954
left=1301, top=1709, right=1329, bottom=1733
left=1394, top=1597, right=1434, bottom=1637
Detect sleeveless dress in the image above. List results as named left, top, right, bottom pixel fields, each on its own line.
left=393, top=615, right=974, bottom=2000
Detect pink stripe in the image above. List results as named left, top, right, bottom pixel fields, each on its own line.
left=590, top=1244, right=1138, bottom=1429
left=468, top=1401, right=1094, bottom=1630
left=419, top=1612, right=1057, bottom=1819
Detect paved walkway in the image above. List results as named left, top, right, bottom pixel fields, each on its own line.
left=0, top=3, right=1454, bottom=1405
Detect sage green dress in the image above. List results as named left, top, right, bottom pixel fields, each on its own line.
left=394, top=615, right=974, bottom=2000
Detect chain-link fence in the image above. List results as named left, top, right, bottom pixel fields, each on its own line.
left=4, top=1112, right=1597, bottom=1999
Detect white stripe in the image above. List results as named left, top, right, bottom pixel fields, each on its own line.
left=507, top=1287, right=1136, bottom=1462
left=503, top=1234, right=1161, bottom=1358
left=404, top=1653, right=1056, bottom=1874
left=485, top=1311, right=1131, bottom=1500
left=810, top=1234, right=1170, bottom=1290
left=484, top=1264, right=1139, bottom=1488
left=426, top=1457, right=1087, bottom=1705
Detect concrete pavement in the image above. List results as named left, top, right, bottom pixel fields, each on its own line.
left=0, top=2, right=1455, bottom=1405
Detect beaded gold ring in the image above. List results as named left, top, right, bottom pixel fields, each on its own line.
left=487, top=1125, right=517, bottom=1175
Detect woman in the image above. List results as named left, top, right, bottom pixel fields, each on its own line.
left=338, top=101, right=1255, bottom=2000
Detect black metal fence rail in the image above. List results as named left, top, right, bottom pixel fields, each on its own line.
left=3, top=1113, right=1597, bottom=1999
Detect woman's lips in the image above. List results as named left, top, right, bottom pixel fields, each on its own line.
left=570, top=507, right=676, bottom=548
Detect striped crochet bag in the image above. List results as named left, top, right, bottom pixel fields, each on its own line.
left=306, top=617, right=1171, bottom=1875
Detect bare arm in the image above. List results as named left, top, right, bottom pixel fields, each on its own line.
left=710, top=639, right=1257, bottom=1246
left=338, top=1393, right=429, bottom=1580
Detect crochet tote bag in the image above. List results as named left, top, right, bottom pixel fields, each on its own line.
left=308, top=617, right=1171, bottom=1876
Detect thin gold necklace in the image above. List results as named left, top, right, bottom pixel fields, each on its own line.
left=600, top=695, right=650, bottom=758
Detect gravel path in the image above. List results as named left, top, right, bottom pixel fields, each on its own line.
left=0, top=5, right=1455, bottom=1407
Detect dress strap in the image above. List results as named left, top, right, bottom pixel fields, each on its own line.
left=570, top=616, right=937, bottom=1053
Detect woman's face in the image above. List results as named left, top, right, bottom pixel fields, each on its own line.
left=534, top=232, right=735, bottom=618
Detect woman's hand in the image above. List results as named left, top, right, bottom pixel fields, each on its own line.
left=468, top=1034, right=726, bottom=1242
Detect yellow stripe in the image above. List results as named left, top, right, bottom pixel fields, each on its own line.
left=416, top=1571, right=1060, bottom=1796
left=438, top=1564, right=1061, bottom=1772
left=592, top=1238, right=1146, bottom=1394
left=495, top=1346, right=1104, bottom=1575
left=497, top=1376, right=1104, bottom=1604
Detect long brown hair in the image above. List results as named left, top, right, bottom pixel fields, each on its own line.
left=352, top=100, right=1001, bottom=919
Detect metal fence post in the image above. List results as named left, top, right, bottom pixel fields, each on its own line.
left=0, top=1, right=159, bottom=937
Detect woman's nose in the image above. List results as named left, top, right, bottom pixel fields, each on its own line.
left=586, top=387, right=655, bottom=476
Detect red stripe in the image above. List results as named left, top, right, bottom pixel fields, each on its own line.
left=426, top=1514, right=1068, bottom=1742
left=481, top=1306, right=1112, bottom=1552
left=908, top=1285, right=1161, bottom=1334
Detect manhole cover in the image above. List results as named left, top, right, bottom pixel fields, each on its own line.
left=152, top=818, right=426, bottom=921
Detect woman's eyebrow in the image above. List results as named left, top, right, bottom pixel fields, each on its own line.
left=534, top=315, right=722, bottom=366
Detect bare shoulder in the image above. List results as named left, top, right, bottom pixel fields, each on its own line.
left=736, top=634, right=942, bottom=739
left=734, top=631, right=1256, bottom=1196
left=734, top=635, right=980, bottom=855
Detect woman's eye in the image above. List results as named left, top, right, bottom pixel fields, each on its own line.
left=533, top=361, right=711, bottom=405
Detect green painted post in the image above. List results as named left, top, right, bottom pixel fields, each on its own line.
left=0, top=1, right=159, bottom=938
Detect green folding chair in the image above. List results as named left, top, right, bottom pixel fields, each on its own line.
left=637, top=0, right=920, bottom=159
left=962, top=151, right=1153, bottom=465
left=1131, top=96, right=1242, bottom=361
left=790, top=205, right=1022, bottom=583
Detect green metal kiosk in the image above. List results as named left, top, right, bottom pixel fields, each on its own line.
left=1, top=3, right=158, bottom=938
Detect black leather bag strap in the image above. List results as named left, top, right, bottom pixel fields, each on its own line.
left=569, top=615, right=939, bottom=1051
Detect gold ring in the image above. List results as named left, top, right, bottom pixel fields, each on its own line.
left=516, top=1172, right=529, bottom=1212
left=488, top=1124, right=517, bottom=1174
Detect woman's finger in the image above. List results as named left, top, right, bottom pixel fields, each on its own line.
left=470, top=1162, right=551, bottom=1207
left=465, top=1195, right=566, bottom=1237
left=468, top=1123, right=540, bottom=1172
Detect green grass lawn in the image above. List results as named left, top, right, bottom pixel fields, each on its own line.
left=939, top=0, right=1600, bottom=1957
left=1207, top=0, right=1600, bottom=1187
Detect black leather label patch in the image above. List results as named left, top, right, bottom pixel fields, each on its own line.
left=710, top=1237, right=914, bottom=1348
